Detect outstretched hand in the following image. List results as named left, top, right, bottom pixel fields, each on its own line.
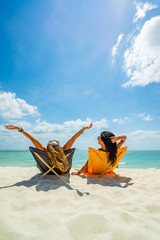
left=83, top=123, right=93, bottom=130
left=5, top=125, right=20, bottom=131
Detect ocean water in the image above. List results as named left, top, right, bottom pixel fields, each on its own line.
left=0, top=149, right=160, bottom=169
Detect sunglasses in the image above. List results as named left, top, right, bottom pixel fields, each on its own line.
left=97, top=136, right=100, bottom=140
left=49, top=140, right=60, bottom=145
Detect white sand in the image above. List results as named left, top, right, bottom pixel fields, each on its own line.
left=0, top=167, right=160, bottom=240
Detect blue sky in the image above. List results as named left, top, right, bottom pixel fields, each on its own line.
left=0, top=0, right=160, bottom=150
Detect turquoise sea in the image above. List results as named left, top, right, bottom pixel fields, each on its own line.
left=0, top=149, right=160, bottom=169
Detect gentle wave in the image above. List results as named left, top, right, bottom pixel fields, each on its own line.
left=0, top=149, right=160, bottom=169
left=119, top=162, right=125, bottom=165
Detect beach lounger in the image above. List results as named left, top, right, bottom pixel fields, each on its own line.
left=29, top=147, right=75, bottom=178
left=87, top=147, right=127, bottom=177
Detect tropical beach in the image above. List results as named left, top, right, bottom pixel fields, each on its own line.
left=0, top=166, right=160, bottom=240
left=1, top=0, right=160, bottom=239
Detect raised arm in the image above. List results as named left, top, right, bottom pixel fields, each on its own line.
left=110, top=135, right=127, bottom=149
left=62, top=123, right=93, bottom=151
left=5, top=125, right=47, bottom=151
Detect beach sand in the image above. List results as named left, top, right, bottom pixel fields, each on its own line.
left=0, top=167, right=160, bottom=240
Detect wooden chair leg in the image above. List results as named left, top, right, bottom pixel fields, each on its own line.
left=41, top=166, right=62, bottom=179
left=34, top=152, right=62, bottom=179
left=98, top=171, right=108, bottom=178
left=94, top=153, right=118, bottom=177
left=41, top=168, right=53, bottom=178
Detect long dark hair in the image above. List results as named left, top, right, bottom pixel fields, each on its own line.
left=100, top=131, right=117, bottom=166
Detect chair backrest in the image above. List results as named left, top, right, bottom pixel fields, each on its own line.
left=88, top=146, right=127, bottom=174
left=29, top=147, right=75, bottom=174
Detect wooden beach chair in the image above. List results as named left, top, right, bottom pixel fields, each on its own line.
left=87, top=147, right=127, bottom=177
left=29, top=147, right=75, bottom=178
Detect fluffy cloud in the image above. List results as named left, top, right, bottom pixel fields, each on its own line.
left=134, top=2, right=158, bottom=22
left=1, top=118, right=109, bottom=149
left=138, top=112, right=152, bottom=121
left=92, top=118, right=109, bottom=130
left=33, top=118, right=91, bottom=134
left=0, top=91, right=39, bottom=119
left=127, top=129, right=160, bottom=149
left=128, top=129, right=160, bottom=140
left=112, top=117, right=128, bottom=124
left=33, top=118, right=109, bottom=134
left=0, top=125, right=6, bottom=132
left=11, top=120, right=32, bottom=129
left=112, top=33, right=124, bottom=61
left=123, top=16, right=160, bottom=87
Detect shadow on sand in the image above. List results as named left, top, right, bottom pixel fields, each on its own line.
left=79, top=174, right=133, bottom=188
left=0, top=172, right=133, bottom=198
left=0, top=173, right=89, bottom=197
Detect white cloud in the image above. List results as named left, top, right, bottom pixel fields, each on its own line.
left=11, top=120, right=32, bottom=129
left=138, top=112, right=152, bottom=121
left=33, top=118, right=92, bottom=134
left=0, top=91, right=39, bottom=119
left=0, top=125, right=6, bottom=132
left=1, top=118, right=110, bottom=149
left=112, top=117, right=128, bottom=124
left=127, top=129, right=160, bottom=149
left=33, top=118, right=109, bottom=135
left=3, top=118, right=160, bottom=150
left=123, top=16, right=160, bottom=87
left=112, top=33, right=124, bottom=61
left=128, top=129, right=160, bottom=140
left=93, top=118, right=109, bottom=130
left=134, top=2, right=158, bottom=22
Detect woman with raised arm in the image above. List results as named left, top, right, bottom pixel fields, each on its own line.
left=5, top=123, right=93, bottom=173
left=72, top=131, right=127, bottom=175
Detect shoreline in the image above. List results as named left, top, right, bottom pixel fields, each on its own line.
left=1, top=149, right=160, bottom=170
left=0, top=165, right=159, bottom=169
